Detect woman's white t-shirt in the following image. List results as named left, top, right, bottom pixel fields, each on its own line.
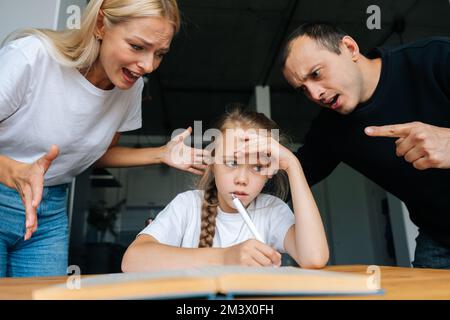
left=139, top=190, right=295, bottom=252
left=0, top=36, right=143, bottom=186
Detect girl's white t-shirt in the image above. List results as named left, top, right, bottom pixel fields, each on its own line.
left=139, top=190, right=295, bottom=252
left=0, top=36, right=143, bottom=186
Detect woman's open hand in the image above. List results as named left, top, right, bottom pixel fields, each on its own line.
left=162, top=127, right=210, bottom=175
left=12, top=145, right=59, bottom=240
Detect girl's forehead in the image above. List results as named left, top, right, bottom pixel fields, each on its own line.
left=213, top=136, right=235, bottom=158
left=214, top=128, right=270, bottom=158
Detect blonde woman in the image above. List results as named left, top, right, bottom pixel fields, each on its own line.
left=0, top=0, right=207, bottom=277
left=122, top=106, right=329, bottom=272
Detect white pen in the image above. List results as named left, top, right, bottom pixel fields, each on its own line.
left=231, top=193, right=264, bottom=243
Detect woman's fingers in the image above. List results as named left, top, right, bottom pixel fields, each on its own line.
left=23, top=186, right=34, bottom=228
left=22, top=153, right=52, bottom=240
left=36, top=145, right=59, bottom=173
left=24, top=228, right=33, bottom=241
left=190, top=147, right=212, bottom=166
left=173, top=127, right=192, bottom=143
left=193, top=150, right=208, bottom=163
left=22, top=185, right=37, bottom=241
left=30, top=175, right=44, bottom=208
left=10, top=146, right=57, bottom=241
left=192, top=163, right=208, bottom=170
left=191, top=163, right=208, bottom=171
left=188, top=167, right=204, bottom=175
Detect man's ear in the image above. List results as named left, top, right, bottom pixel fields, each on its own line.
left=341, top=35, right=360, bottom=62
left=95, top=10, right=106, bottom=39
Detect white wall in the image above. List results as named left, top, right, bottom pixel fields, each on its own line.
left=313, top=163, right=397, bottom=266
left=315, top=162, right=418, bottom=267
left=387, top=194, right=419, bottom=266
left=0, top=0, right=60, bottom=43
left=0, top=0, right=87, bottom=44
left=401, top=202, right=419, bottom=263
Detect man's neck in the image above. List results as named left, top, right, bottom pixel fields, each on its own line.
left=360, top=56, right=382, bottom=103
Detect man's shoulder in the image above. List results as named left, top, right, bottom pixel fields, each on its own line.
left=368, top=37, right=450, bottom=59
left=381, top=37, right=450, bottom=57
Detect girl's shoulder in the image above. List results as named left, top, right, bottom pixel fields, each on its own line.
left=253, top=193, right=292, bottom=213
left=171, top=189, right=204, bottom=206
left=163, top=190, right=203, bottom=222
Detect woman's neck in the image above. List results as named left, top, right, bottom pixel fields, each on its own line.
left=80, top=60, right=114, bottom=90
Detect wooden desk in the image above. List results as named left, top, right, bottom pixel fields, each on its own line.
left=0, top=265, right=449, bottom=300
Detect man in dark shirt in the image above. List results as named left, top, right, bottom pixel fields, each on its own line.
left=280, top=23, right=450, bottom=269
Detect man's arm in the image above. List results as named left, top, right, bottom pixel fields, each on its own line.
left=365, top=122, right=450, bottom=170
left=364, top=41, right=450, bottom=170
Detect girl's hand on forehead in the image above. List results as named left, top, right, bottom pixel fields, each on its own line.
left=234, top=132, right=298, bottom=176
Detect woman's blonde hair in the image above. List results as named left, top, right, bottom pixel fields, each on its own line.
left=4, top=0, right=180, bottom=70
left=197, top=104, right=290, bottom=248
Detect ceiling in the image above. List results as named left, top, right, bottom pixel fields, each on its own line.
left=132, top=0, right=450, bottom=142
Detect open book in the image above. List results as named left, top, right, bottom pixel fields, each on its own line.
left=32, top=266, right=383, bottom=299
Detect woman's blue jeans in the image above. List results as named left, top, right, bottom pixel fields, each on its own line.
left=0, top=183, right=69, bottom=277
left=412, top=229, right=450, bottom=269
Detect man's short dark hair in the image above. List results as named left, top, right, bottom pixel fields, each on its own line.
left=279, top=22, right=348, bottom=68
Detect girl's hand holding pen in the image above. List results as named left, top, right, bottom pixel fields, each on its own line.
left=223, top=239, right=281, bottom=267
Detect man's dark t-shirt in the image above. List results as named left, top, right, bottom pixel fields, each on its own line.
left=296, top=37, right=450, bottom=246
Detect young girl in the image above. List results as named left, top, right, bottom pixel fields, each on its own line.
left=122, top=106, right=329, bottom=271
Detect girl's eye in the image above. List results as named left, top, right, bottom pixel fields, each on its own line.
left=253, top=165, right=263, bottom=172
left=130, top=44, right=143, bottom=51
left=156, top=52, right=166, bottom=59
left=225, top=160, right=237, bottom=168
